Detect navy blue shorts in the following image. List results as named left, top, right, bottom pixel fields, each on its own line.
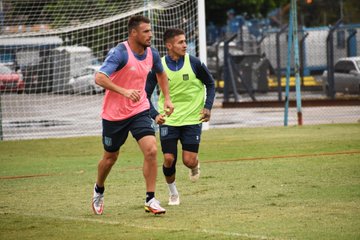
left=159, top=124, right=202, bottom=153
left=102, top=110, right=155, bottom=152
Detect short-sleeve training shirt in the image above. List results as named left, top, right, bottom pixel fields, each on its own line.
left=99, top=41, right=163, bottom=121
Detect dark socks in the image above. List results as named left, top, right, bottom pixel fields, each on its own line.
left=146, top=192, right=154, bottom=203
left=95, top=184, right=105, bottom=194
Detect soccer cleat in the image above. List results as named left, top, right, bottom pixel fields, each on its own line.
left=189, top=162, right=200, bottom=182
left=92, top=184, right=104, bottom=215
left=144, top=198, right=166, bottom=215
left=168, top=194, right=180, bottom=206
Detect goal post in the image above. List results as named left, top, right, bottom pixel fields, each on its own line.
left=197, top=0, right=210, bottom=131
left=0, top=0, right=205, bottom=140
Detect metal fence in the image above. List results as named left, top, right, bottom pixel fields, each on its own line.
left=205, top=21, right=360, bottom=130
left=1, top=93, right=359, bottom=140
left=1, top=16, right=360, bottom=140
left=207, top=23, right=360, bottom=101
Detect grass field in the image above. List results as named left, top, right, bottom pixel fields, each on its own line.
left=0, top=124, right=359, bottom=240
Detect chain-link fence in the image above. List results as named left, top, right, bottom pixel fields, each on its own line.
left=1, top=1, right=360, bottom=140
left=206, top=20, right=360, bottom=128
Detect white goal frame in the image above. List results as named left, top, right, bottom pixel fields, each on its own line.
left=0, top=0, right=207, bottom=140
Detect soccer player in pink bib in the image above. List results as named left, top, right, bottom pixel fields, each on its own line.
left=92, top=15, right=174, bottom=215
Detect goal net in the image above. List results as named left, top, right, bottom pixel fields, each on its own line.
left=0, top=0, right=202, bottom=140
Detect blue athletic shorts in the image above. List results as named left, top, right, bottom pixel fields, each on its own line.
left=102, top=110, right=155, bottom=152
left=159, top=124, right=202, bottom=153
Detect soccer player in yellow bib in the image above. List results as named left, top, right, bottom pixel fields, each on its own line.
left=146, top=28, right=215, bottom=205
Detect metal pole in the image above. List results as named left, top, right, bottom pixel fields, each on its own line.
left=284, top=4, right=294, bottom=126
left=256, top=35, right=266, bottom=55
left=223, top=34, right=237, bottom=102
left=292, top=0, right=303, bottom=126
left=197, top=0, right=207, bottom=64
left=340, top=0, right=344, bottom=20
left=276, top=25, right=288, bottom=102
left=197, top=0, right=209, bottom=130
left=284, top=0, right=303, bottom=126
left=299, top=32, right=309, bottom=86
left=346, top=29, right=357, bottom=57
left=0, top=0, right=4, bottom=34
left=326, top=19, right=342, bottom=99
left=0, top=93, right=3, bottom=140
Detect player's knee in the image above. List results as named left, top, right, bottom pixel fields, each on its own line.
left=163, top=154, right=177, bottom=176
left=183, top=156, right=197, bottom=169
left=144, top=145, right=157, bottom=159
left=102, top=153, right=118, bottom=168
left=163, top=162, right=176, bottom=177
left=163, top=154, right=175, bottom=167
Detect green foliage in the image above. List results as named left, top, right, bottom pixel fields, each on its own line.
left=205, top=0, right=289, bottom=25
left=42, top=0, right=111, bottom=27
left=206, top=0, right=360, bottom=27
left=0, top=124, right=359, bottom=239
left=4, top=0, right=360, bottom=30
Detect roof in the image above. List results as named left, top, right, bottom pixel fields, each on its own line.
left=54, top=46, right=92, bottom=53
left=338, top=56, right=360, bottom=61
left=0, top=36, right=63, bottom=47
left=85, top=65, right=101, bottom=70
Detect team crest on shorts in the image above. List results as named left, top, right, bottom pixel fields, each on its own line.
left=160, top=127, right=168, bottom=137
left=104, top=136, right=112, bottom=146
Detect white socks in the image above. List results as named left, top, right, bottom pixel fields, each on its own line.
left=168, top=181, right=179, bottom=196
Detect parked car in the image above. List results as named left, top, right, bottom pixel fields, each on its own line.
left=68, top=65, right=103, bottom=94
left=321, top=56, right=360, bottom=95
left=0, top=64, right=24, bottom=93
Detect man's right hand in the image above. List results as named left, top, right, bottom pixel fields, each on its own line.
left=123, top=89, right=141, bottom=102
left=155, top=114, right=166, bottom=125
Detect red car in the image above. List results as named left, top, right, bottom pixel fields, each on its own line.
left=0, top=64, right=24, bottom=93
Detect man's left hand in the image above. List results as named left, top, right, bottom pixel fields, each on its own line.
left=164, top=100, right=174, bottom=116
left=199, top=108, right=211, bottom=122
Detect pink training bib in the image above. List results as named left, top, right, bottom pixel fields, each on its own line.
left=101, top=41, right=153, bottom=121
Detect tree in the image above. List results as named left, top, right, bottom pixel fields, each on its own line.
left=205, top=0, right=360, bottom=27
left=205, top=0, right=289, bottom=26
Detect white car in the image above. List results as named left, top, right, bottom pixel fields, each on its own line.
left=321, top=56, right=360, bottom=95
left=68, top=65, right=103, bottom=94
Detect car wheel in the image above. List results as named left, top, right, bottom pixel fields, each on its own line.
left=25, top=83, right=35, bottom=94
left=69, top=87, right=75, bottom=94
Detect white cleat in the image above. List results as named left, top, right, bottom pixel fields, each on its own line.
left=92, top=184, right=104, bottom=215
left=168, top=194, right=180, bottom=206
left=189, top=163, right=200, bottom=182
left=144, top=198, right=166, bottom=215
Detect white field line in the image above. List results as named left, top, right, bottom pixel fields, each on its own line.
left=3, top=211, right=291, bottom=240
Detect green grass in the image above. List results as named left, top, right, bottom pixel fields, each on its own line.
left=0, top=124, right=359, bottom=240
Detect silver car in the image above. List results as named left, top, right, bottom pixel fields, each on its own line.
left=322, top=56, right=360, bottom=94
left=68, top=65, right=103, bottom=94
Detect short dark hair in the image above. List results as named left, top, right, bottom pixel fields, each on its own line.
left=163, top=28, right=185, bottom=43
left=128, top=15, right=150, bottom=33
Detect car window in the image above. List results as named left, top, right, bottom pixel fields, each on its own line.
left=0, top=65, right=12, bottom=74
left=334, top=60, right=355, bottom=73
